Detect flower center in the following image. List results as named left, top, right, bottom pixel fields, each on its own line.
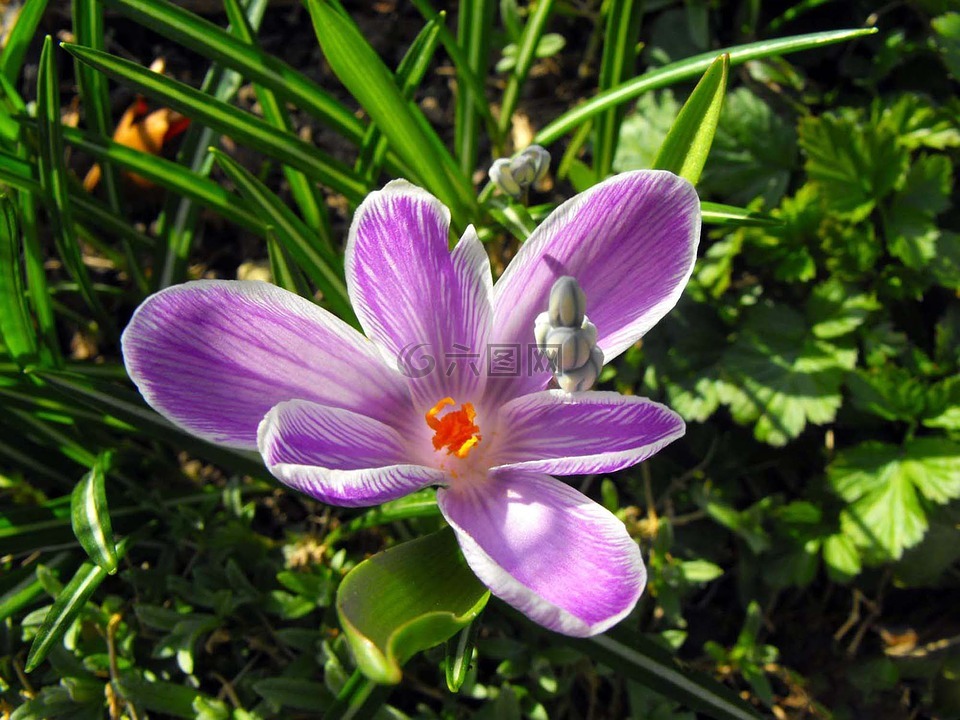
left=425, top=397, right=481, bottom=458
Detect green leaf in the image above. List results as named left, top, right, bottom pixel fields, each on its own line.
left=60, top=42, right=367, bottom=203
left=822, top=533, right=862, bottom=583
left=0, top=0, right=49, bottom=83
left=209, top=149, right=354, bottom=323
left=70, top=453, right=118, bottom=573
left=117, top=673, right=226, bottom=719
left=798, top=109, right=908, bottom=221
left=336, top=528, right=489, bottom=684
left=252, top=678, right=334, bottom=711
left=718, top=303, right=858, bottom=446
left=700, top=202, right=782, bottom=228
left=306, top=0, right=476, bottom=222
left=700, top=87, right=797, bottom=208
left=614, top=91, right=681, bottom=172
left=0, top=193, right=37, bottom=365
left=445, top=619, right=480, bottom=692
left=455, top=0, right=495, bottom=175
left=830, top=438, right=960, bottom=562
left=498, top=0, right=556, bottom=135
left=536, top=28, right=878, bottom=146
left=593, top=0, right=644, bottom=178
left=36, top=37, right=109, bottom=327
left=100, top=0, right=365, bottom=145
left=569, top=627, right=762, bottom=720
left=653, top=54, right=729, bottom=185
left=931, top=12, right=960, bottom=79
left=846, top=367, right=927, bottom=423
left=885, top=154, right=953, bottom=270
left=26, top=537, right=132, bottom=672
left=923, top=375, right=960, bottom=430
left=806, top=279, right=879, bottom=339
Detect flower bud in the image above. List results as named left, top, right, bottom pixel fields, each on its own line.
left=534, top=276, right=604, bottom=392
left=489, top=145, right=551, bottom=198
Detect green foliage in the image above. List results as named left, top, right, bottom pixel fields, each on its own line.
left=0, top=0, right=956, bottom=717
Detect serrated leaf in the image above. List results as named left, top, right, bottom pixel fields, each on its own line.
left=885, top=154, right=953, bottom=270
left=806, top=279, right=879, bottom=339
left=830, top=438, right=960, bottom=562
left=923, top=375, right=960, bottom=430
left=700, top=87, right=797, bottom=207
left=653, top=54, right=729, bottom=185
left=70, top=453, right=118, bottom=573
left=798, top=110, right=908, bottom=221
left=615, top=91, right=681, bottom=172
left=822, top=534, right=862, bottom=583
left=846, top=367, right=927, bottom=422
left=336, top=528, right=488, bottom=684
left=718, top=303, right=858, bottom=446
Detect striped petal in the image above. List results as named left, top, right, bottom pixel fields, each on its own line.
left=258, top=399, right=447, bottom=507
left=121, top=280, right=410, bottom=449
left=492, top=390, right=685, bottom=475
left=439, top=469, right=645, bottom=636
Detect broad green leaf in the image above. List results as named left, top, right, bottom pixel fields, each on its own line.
left=0, top=0, right=49, bottom=83
left=830, top=438, right=960, bottom=562
left=931, top=12, right=960, bottom=79
left=498, top=0, right=555, bottom=135
left=536, top=28, right=877, bottom=146
left=798, top=109, right=908, bottom=222
left=70, top=453, right=118, bottom=573
left=653, top=54, right=729, bottom=185
left=718, top=303, right=858, bottom=446
left=822, top=533, right=862, bottom=583
left=884, top=154, right=953, bottom=270
left=0, top=193, right=37, bottom=365
left=210, top=149, right=355, bottom=323
left=806, top=279, right=879, bottom=339
left=846, top=367, right=927, bottom=423
left=60, top=43, right=367, bottom=202
left=923, top=375, right=960, bottom=430
left=306, top=0, right=477, bottom=222
left=26, top=537, right=132, bottom=672
left=336, top=528, right=489, bottom=684
left=700, top=87, right=798, bottom=208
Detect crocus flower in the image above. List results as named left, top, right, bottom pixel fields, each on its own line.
left=122, top=171, right=700, bottom=637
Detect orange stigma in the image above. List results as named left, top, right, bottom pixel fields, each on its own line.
left=425, top=397, right=481, bottom=458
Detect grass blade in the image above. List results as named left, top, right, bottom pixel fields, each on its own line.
left=70, top=453, right=118, bottom=574
left=222, top=0, right=333, bottom=248
left=535, top=27, right=878, bottom=146
left=306, top=0, right=478, bottom=224
left=356, top=13, right=445, bottom=184
left=266, top=233, right=311, bottom=297
left=498, top=0, right=555, bottom=136
left=36, top=37, right=111, bottom=331
left=701, top=202, right=781, bottom=227
left=60, top=42, right=368, bottom=202
left=0, top=0, right=49, bottom=84
left=594, top=0, right=644, bottom=178
left=0, top=192, right=38, bottom=365
left=25, top=537, right=132, bottom=672
left=455, top=0, right=496, bottom=175
left=154, top=0, right=269, bottom=290
left=99, top=0, right=365, bottom=145
left=17, top=191, right=61, bottom=367
left=653, top=54, right=729, bottom=184
left=210, top=148, right=355, bottom=323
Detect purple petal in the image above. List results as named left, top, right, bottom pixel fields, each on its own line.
left=488, top=171, right=700, bottom=401
left=258, top=400, right=447, bottom=507
left=346, top=181, right=492, bottom=407
left=439, top=469, right=645, bottom=636
left=122, top=280, right=411, bottom=449
left=491, top=390, right=684, bottom=475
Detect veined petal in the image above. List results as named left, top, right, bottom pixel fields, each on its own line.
left=492, top=390, right=685, bottom=475
left=439, top=469, right=645, bottom=637
left=346, top=180, right=492, bottom=407
left=258, top=400, right=447, bottom=507
left=489, top=171, right=700, bottom=400
left=121, top=280, right=410, bottom=449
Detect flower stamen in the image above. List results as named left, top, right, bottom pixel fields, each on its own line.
left=426, top=397, right=481, bottom=458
